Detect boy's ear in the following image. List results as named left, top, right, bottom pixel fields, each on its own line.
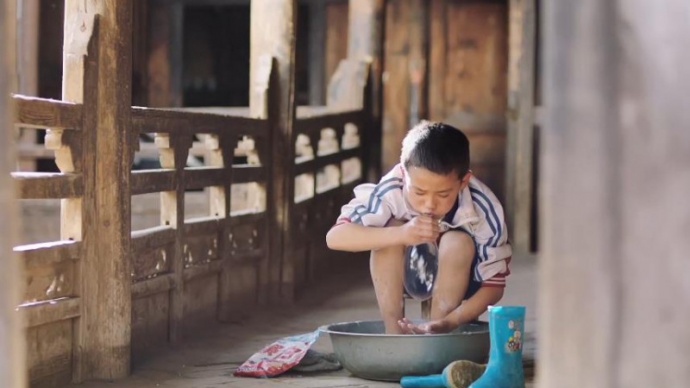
left=460, top=170, right=472, bottom=184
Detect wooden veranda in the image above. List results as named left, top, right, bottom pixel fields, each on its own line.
left=5, top=1, right=690, bottom=388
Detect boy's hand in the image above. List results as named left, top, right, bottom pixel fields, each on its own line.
left=398, top=214, right=440, bottom=246
left=397, top=317, right=453, bottom=334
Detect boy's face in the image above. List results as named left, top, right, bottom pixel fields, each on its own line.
left=403, top=166, right=470, bottom=219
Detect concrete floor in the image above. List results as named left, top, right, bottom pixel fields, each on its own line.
left=71, top=255, right=537, bottom=388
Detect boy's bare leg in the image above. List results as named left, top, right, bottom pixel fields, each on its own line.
left=430, top=231, right=475, bottom=321
left=370, top=244, right=405, bottom=334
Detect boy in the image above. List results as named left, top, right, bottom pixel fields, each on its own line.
left=326, top=121, right=511, bottom=334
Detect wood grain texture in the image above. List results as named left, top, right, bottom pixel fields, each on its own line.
left=62, top=0, right=133, bottom=379
left=12, top=172, right=82, bottom=199
left=505, top=0, right=536, bottom=254
left=14, top=95, right=82, bottom=129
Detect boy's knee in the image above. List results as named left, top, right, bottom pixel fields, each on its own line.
left=438, top=231, right=475, bottom=266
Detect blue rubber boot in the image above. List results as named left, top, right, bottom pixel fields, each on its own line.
left=469, top=305, right=526, bottom=388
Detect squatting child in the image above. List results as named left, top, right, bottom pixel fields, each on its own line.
left=326, top=121, right=511, bottom=334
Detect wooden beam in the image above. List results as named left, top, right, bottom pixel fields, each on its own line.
left=0, top=0, right=27, bottom=386
left=539, top=0, right=690, bottom=387
left=13, top=95, right=83, bottom=129
left=250, top=0, right=298, bottom=304
left=347, top=0, right=385, bottom=181
left=11, top=172, right=83, bottom=199
left=62, top=0, right=133, bottom=380
left=505, top=0, right=536, bottom=254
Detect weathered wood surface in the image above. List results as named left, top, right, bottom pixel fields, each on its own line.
left=22, top=297, right=81, bottom=329
left=296, top=110, right=363, bottom=137
left=131, top=226, right=176, bottom=253
left=16, top=240, right=81, bottom=269
left=132, top=107, right=270, bottom=136
left=12, top=172, right=83, bottom=199
left=539, top=0, right=690, bottom=387
left=13, top=95, right=83, bottom=129
left=1, top=0, right=27, bottom=387
left=132, top=273, right=176, bottom=299
left=62, top=0, right=133, bottom=380
left=505, top=0, right=536, bottom=254
left=26, top=319, right=72, bottom=387
left=131, top=170, right=176, bottom=195
left=250, top=0, right=298, bottom=304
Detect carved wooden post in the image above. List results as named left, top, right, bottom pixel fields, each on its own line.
left=505, top=0, right=536, bottom=254
left=348, top=0, right=385, bottom=181
left=62, top=0, right=133, bottom=379
left=540, top=0, right=690, bottom=386
left=0, top=1, right=27, bottom=387
left=250, top=0, right=298, bottom=303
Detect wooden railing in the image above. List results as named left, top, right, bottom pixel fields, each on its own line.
left=11, top=57, right=369, bottom=388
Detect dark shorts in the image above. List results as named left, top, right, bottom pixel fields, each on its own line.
left=403, top=227, right=482, bottom=301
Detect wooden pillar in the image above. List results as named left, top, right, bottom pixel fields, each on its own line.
left=539, top=0, right=690, bottom=387
left=505, top=0, right=536, bottom=254
left=1, top=1, right=27, bottom=387
left=250, top=0, right=297, bottom=303
left=347, top=0, right=385, bottom=181
left=16, top=0, right=40, bottom=171
left=147, top=0, right=183, bottom=107
left=62, top=0, right=133, bottom=379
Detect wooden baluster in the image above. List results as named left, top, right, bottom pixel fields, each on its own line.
left=158, top=133, right=192, bottom=342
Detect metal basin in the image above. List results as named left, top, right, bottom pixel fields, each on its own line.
left=320, top=320, right=490, bottom=381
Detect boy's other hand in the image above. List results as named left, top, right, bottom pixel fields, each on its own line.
left=398, top=214, right=440, bottom=246
left=397, top=317, right=452, bottom=334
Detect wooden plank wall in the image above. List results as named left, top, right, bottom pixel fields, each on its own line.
left=539, top=0, right=690, bottom=387
left=1, top=1, right=28, bottom=387
left=384, top=0, right=508, bottom=200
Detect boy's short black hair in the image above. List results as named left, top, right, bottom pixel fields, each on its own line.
left=400, top=121, right=470, bottom=178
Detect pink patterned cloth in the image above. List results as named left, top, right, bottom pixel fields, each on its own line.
left=234, top=330, right=321, bottom=378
